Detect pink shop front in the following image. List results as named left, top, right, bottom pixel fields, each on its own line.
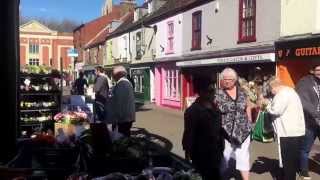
left=155, top=63, right=184, bottom=110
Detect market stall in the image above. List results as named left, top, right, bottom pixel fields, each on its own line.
left=19, top=65, right=62, bottom=138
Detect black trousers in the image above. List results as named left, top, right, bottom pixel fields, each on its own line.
left=279, top=136, right=303, bottom=180
left=112, top=121, right=133, bottom=137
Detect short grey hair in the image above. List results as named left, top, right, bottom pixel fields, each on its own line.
left=220, top=67, right=238, bottom=80
left=113, top=65, right=127, bottom=76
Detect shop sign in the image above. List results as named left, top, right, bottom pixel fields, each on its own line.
left=131, top=69, right=143, bottom=75
left=277, top=46, right=320, bottom=60
left=176, top=53, right=275, bottom=67
left=275, top=36, right=320, bottom=60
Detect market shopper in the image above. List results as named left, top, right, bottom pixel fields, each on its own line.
left=111, top=66, right=135, bottom=137
left=182, top=75, right=224, bottom=180
left=73, top=71, right=88, bottom=95
left=263, top=77, right=305, bottom=180
left=296, top=65, right=320, bottom=180
left=214, top=67, right=252, bottom=180
left=94, top=66, right=109, bottom=122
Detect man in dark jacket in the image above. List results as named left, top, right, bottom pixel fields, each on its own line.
left=296, top=65, right=320, bottom=180
left=182, top=75, right=223, bottom=180
left=111, top=66, right=135, bottom=137
left=94, top=66, right=109, bottom=122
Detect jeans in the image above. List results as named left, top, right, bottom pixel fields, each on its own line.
left=300, top=126, right=320, bottom=171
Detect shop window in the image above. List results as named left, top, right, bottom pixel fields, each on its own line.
left=166, top=21, right=174, bottom=54
left=133, top=74, right=144, bottom=93
left=29, top=44, right=39, bottom=54
left=165, top=69, right=181, bottom=100
left=136, top=32, right=142, bottom=60
left=29, top=58, right=39, bottom=66
left=191, top=11, right=202, bottom=50
left=238, top=0, right=256, bottom=43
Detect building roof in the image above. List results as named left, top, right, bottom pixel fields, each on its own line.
left=73, top=6, right=122, bottom=45
left=86, top=12, right=134, bottom=49
left=107, top=0, right=212, bottom=39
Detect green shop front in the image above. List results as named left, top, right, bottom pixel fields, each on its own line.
left=130, top=67, right=151, bottom=103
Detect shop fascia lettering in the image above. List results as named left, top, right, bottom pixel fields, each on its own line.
left=176, top=53, right=274, bottom=67
left=295, top=47, right=320, bottom=57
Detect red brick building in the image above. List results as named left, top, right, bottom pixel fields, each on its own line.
left=73, top=0, right=135, bottom=66
left=19, top=20, right=74, bottom=70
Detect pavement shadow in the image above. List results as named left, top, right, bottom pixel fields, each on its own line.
left=250, top=156, right=280, bottom=179
left=131, top=127, right=173, bottom=152
left=310, top=153, right=320, bottom=175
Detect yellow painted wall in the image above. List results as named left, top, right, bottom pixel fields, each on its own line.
left=280, top=0, right=317, bottom=36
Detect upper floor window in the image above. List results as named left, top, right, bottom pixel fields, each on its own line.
left=192, top=11, right=202, bottom=50
left=29, top=44, right=39, bottom=54
left=238, top=0, right=256, bottom=43
left=136, top=32, right=142, bottom=60
left=166, top=21, right=174, bottom=54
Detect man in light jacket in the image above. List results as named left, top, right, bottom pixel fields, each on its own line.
left=111, top=66, right=135, bottom=137
left=265, top=77, right=305, bottom=180
left=296, top=65, right=320, bottom=180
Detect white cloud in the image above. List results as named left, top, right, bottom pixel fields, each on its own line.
left=39, top=8, right=48, bottom=12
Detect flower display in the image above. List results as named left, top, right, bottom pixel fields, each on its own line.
left=54, top=111, right=88, bottom=125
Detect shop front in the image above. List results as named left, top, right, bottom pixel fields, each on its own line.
left=275, top=35, right=320, bottom=87
left=177, top=52, right=276, bottom=109
left=155, top=62, right=183, bottom=109
left=130, top=67, right=151, bottom=103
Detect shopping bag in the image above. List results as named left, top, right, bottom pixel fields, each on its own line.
left=251, top=111, right=274, bottom=143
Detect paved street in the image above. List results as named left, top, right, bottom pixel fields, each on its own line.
left=134, top=104, right=320, bottom=179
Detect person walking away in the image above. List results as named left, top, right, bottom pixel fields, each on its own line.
left=263, top=77, right=305, bottom=180
left=73, top=71, right=88, bottom=95
left=94, top=66, right=109, bottom=122
left=182, top=75, right=224, bottom=180
left=296, top=64, right=320, bottom=180
left=111, top=66, right=135, bottom=137
left=214, top=67, right=252, bottom=180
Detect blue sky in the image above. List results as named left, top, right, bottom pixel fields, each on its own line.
left=20, top=0, right=144, bottom=23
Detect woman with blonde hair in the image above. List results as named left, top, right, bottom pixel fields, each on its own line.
left=264, top=77, right=305, bottom=180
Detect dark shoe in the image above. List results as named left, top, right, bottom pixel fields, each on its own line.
left=299, top=170, right=311, bottom=180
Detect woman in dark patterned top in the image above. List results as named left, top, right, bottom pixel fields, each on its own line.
left=182, top=75, right=224, bottom=180
left=214, top=68, right=252, bottom=180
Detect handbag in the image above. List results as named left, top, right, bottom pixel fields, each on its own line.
left=251, top=110, right=274, bottom=143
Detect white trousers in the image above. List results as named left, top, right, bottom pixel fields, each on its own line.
left=221, top=136, right=251, bottom=172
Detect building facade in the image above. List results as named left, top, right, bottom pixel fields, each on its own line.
left=20, top=20, right=73, bottom=70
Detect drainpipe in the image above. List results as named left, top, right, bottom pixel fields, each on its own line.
left=129, top=31, right=132, bottom=61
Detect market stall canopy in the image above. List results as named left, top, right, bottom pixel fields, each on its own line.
left=176, top=53, right=275, bottom=67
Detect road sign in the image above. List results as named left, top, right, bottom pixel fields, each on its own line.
left=67, top=48, right=78, bottom=57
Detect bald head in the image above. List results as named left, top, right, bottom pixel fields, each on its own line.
left=113, top=66, right=127, bottom=81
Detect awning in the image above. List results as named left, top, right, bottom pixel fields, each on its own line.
left=176, top=53, right=275, bottom=67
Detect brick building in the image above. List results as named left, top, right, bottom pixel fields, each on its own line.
left=73, top=0, right=135, bottom=66
left=19, top=20, right=74, bottom=70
